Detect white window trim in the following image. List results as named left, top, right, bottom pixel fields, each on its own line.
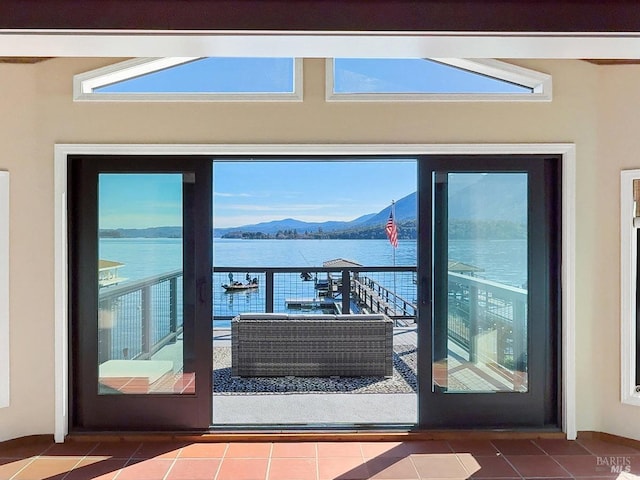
left=621, top=169, right=640, bottom=406
left=73, top=57, right=304, bottom=102
left=0, top=171, right=9, bottom=409
left=54, top=142, right=575, bottom=442
left=325, top=58, right=552, bottom=102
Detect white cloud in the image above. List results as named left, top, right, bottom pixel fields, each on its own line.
left=214, top=192, right=253, bottom=198
left=221, top=203, right=342, bottom=213
left=213, top=213, right=359, bottom=229
left=99, top=212, right=182, bottom=229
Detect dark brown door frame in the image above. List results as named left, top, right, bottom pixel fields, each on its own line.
left=417, top=154, right=561, bottom=429
left=68, top=155, right=212, bottom=431
left=68, top=152, right=560, bottom=431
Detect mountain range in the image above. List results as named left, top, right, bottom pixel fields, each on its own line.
left=99, top=174, right=526, bottom=239
left=215, top=173, right=526, bottom=237
left=214, top=191, right=417, bottom=238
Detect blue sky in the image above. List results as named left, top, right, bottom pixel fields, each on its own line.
left=98, top=162, right=417, bottom=229
left=213, top=161, right=417, bottom=228
left=95, top=57, right=529, bottom=95
left=96, top=58, right=294, bottom=93
left=99, top=174, right=184, bottom=229
left=96, top=58, right=520, bottom=229
left=333, top=58, right=530, bottom=94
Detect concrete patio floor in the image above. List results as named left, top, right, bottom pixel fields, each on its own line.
left=213, top=392, right=417, bottom=425
left=212, top=327, right=418, bottom=425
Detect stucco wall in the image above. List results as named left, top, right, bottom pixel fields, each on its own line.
left=0, top=61, right=51, bottom=442
left=0, top=56, right=632, bottom=441
left=594, top=64, right=640, bottom=440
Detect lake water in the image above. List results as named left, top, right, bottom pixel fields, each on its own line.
left=100, top=237, right=527, bottom=287
left=99, top=237, right=527, bottom=356
left=101, top=237, right=526, bottom=316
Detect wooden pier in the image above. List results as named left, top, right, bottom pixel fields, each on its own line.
left=351, top=275, right=417, bottom=324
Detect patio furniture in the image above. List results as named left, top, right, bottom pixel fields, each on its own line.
left=231, top=313, right=394, bottom=377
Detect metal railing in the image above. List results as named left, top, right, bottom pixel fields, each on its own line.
left=98, top=269, right=183, bottom=362
left=447, top=272, right=528, bottom=370
left=352, top=275, right=417, bottom=321
left=98, top=265, right=528, bottom=373
left=212, top=266, right=417, bottom=324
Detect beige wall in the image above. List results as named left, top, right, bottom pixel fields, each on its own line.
left=594, top=64, right=640, bottom=440
left=0, top=61, right=52, bottom=442
left=0, top=56, right=636, bottom=441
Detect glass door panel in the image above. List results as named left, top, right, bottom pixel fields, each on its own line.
left=435, top=173, right=528, bottom=394
left=97, top=173, right=194, bottom=395
left=418, top=155, right=560, bottom=428
left=69, top=156, right=212, bottom=431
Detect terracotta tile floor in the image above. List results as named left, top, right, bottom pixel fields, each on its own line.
left=0, top=437, right=639, bottom=480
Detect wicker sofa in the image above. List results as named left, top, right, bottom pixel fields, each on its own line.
left=231, top=313, right=393, bottom=377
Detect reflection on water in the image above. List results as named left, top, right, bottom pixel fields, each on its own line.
left=223, top=288, right=259, bottom=309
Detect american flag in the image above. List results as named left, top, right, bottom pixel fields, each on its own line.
left=385, top=209, right=398, bottom=248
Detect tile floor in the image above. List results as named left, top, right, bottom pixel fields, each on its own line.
left=1, top=437, right=640, bottom=480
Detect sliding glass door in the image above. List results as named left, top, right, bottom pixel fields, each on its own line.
left=69, top=156, right=212, bottom=430
left=417, top=155, right=560, bottom=428
left=67, top=153, right=560, bottom=431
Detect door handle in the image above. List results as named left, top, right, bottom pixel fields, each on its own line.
left=198, top=278, right=208, bottom=303
left=420, top=276, right=430, bottom=306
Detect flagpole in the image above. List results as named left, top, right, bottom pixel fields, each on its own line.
left=385, top=200, right=399, bottom=321
left=391, top=200, right=396, bottom=268
left=392, top=200, right=397, bottom=316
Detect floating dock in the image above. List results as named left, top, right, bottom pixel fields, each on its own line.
left=285, top=298, right=336, bottom=309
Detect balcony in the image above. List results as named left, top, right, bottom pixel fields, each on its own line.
left=96, top=264, right=527, bottom=424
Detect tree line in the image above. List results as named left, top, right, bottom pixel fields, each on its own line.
left=221, top=220, right=525, bottom=240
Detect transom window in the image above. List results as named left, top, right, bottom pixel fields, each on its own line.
left=327, top=58, right=552, bottom=102
left=73, top=57, right=551, bottom=103
left=74, top=57, right=303, bottom=102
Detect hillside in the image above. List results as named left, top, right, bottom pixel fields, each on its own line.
left=101, top=175, right=527, bottom=239
left=448, top=173, right=527, bottom=222
left=99, top=226, right=182, bottom=238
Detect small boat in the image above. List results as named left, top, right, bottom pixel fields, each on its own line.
left=222, top=279, right=259, bottom=292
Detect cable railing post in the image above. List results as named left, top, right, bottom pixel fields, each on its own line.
left=341, top=269, right=351, bottom=314
left=266, top=270, right=274, bottom=313
left=468, top=284, right=479, bottom=363
left=512, top=295, right=527, bottom=376
left=141, top=284, right=152, bottom=356
left=98, top=298, right=113, bottom=363
left=169, top=276, right=178, bottom=337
